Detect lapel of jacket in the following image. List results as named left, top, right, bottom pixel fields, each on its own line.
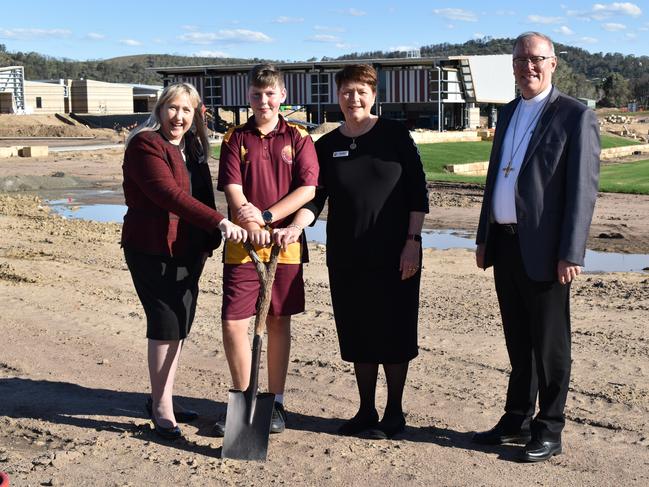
left=518, top=86, right=560, bottom=175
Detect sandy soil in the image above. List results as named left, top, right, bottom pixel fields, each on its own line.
left=0, top=144, right=648, bottom=486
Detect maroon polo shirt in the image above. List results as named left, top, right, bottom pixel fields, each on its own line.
left=217, top=115, right=319, bottom=263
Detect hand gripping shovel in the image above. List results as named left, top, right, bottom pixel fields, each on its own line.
left=222, top=242, right=281, bottom=461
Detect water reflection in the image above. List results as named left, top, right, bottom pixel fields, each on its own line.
left=46, top=199, right=648, bottom=274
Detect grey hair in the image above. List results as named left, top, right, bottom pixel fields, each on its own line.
left=125, top=82, right=210, bottom=163
left=513, top=32, right=556, bottom=55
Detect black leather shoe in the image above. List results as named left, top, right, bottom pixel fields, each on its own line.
left=270, top=402, right=287, bottom=434
left=366, top=413, right=406, bottom=440
left=145, top=397, right=198, bottom=423
left=150, top=416, right=182, bottom=440
left=337, top=409, right=379, bottom=436
left=472, top=423, right=532, bottom=445
left=519, top=439, right=562, bottom=462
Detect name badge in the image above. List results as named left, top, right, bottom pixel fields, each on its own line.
left=333, top=150, right=349, bottom=158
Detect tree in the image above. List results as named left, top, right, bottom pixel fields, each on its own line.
left=601, top=73, right=631, bottom=107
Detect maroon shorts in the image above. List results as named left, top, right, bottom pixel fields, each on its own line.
left=221, top=263, right=305, bottom=320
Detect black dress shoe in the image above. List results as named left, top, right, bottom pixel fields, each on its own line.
left=472, top=423, right=532, bottom=445
left=366, top=413, right=406, bottom=440
left=212, top=416, right=226, bottom=438
left=148, top=414, right=182, bottom=440
left=337, top=409, right=379, bottom=436
left=145, top=397, right=198, bottom=423
left=519, top=439, right=562, bottom=462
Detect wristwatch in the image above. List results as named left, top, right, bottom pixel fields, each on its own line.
left=262, top=209, right=274, bottom=225
left=406, top=234, right=422, bottom=242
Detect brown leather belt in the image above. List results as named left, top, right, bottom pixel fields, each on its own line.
left=494, top=223, right=518, bottom=235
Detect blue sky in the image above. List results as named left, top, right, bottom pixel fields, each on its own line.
left=1, top=1, right=647, bottom=61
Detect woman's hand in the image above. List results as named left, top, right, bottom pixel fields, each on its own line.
left=273, top=224, right=302, bottom=251
left=218, top=219, right=247, bottom=243
left=400, top=240, right=421, bottom=280
left=236, top=202, right=265, bottom=226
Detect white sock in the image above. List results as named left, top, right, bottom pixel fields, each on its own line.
left=274, top=393, right=284, bottom=405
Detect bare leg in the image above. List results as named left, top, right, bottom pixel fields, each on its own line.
left=148, top=338, right=183, bottom=428
left=222, top=318, right=252, bottom=390
left=266, top=315, right=291, bottom=395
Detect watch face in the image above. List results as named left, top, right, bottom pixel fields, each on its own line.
left=262, top=210, right=273, bottom=224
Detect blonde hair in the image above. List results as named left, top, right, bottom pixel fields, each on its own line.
left=126, top=82, right=210, bottom=163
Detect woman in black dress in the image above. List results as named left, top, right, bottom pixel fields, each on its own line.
left=281, top=64, right=428, bottom=438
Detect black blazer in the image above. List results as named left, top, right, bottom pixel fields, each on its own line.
left=476, top=87, right=600, bottom=281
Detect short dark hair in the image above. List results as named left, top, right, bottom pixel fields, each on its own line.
left=248, top=63, right=285, bottom=89
left=513, top=32, right=555, bottom=55
left=335, top=64, right=377, bottom=93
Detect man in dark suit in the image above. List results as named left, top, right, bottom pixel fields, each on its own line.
left=473, top=32, right=600, bottom=462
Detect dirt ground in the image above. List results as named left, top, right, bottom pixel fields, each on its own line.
left=0, top=137, right=648, bottom=486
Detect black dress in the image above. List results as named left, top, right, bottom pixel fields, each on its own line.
left=307, top=118, right=429, bottom=363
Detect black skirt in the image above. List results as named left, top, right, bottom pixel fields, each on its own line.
left=328, top=265, right=420, bottom=363
left=124, top=248, right=207, bottom=340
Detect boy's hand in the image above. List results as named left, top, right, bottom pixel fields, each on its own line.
left=273, top=224, right=301, bottom=251
left=248, top=227, right=272, bottom=246
left=237, top=202, right=265, bottom=226
left=218, top=219, right=247, bottom=243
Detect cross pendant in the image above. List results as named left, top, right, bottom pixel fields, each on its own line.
left=502, top=162, right=514, bottom=177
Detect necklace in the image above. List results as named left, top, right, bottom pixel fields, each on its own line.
left=502, top=98, right=548, bottom=177
left=343, top=117, right=375, bottom=150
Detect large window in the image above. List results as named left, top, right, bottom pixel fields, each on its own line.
left=204, top=76, right=222, bottom=105
left=310, top=73, right=330, bottom=104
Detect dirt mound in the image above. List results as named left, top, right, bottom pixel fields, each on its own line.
left=0, top=114, right=117, bottom=139
left=311, top=121, right=341, bottom=135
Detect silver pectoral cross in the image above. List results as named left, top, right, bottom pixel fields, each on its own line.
left=502, top=160, right=514, bottom=177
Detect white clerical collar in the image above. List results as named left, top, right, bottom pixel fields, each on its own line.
left=521, top=84, right=552, bottom=107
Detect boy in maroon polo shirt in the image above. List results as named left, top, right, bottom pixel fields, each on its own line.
left=215, top=64, right=318, bottom=435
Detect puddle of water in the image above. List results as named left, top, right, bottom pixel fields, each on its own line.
left=46, top=197, right=649, bottom=274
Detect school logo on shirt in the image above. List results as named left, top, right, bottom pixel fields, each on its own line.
left=240, top=145, right=249, bottom=163
left=281, top=144, right=293, bottom=164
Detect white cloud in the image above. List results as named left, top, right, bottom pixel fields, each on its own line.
left=433, top=8, right=478, bottom=22
left=592, top=2, right=642, bottom=17
left=496, top=10, right=516, bottom=16
left=335, top=43, right=352, bottom=49
left=314, top=25, right=345, bottom=33
left=578, top=36, right=598, bottom=44
left=638, top=26, right=649, bottom=31
left=473, top=32, right=485, bottom=38
left=85, top=32, right=105, bottom=40
left=273, top=16, right=304, bottom=24
left=527, top=14, right=564, bottom=24
left=120, top=39, right=141, bottom=46
left=306, top=34, right=341, bottom=43
left=181, top=25, right=199, bottom=31
left=625, top=32, right=637, bottom=39
left=555, top=25, right=575, bottom=35
left=447, top=24, right=455, bottom=29
left=178, top=29, right=272, bottom=44
left=335, top=8, right=366, bottom=16
left=602, top=22, right=626, bottom=31
left=193, top=50, right=229, bottom=58
left=0, top=27, right=71, bottom=39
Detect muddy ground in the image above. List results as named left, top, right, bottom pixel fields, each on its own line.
left=0, top=143, right=648, bottom=486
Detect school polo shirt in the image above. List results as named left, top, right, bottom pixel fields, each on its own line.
left=217, top=115, right=319, bottom=264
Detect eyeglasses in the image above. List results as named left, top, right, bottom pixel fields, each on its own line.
left=513, top=56, right=555, bottom=67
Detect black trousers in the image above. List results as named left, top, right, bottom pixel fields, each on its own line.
left=492, top=228, right=571, bottom=442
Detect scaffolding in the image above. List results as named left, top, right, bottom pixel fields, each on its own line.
left=0, top=66, right=25, bottom=113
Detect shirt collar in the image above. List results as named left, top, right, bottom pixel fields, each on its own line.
left=521, top=84, right=553, bottom=107
left=243, top=114, right=287, bottom=138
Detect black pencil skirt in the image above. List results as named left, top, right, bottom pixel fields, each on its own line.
left=328, top=265, right=421, bottom=364
left=124, top=248, right=207, bottom=340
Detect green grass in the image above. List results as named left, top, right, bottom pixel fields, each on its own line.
left=600, top=134, right=643, bottom=149
left=211, top=146, right=221, bottom=159
left=211, top=139, right=649, bottom=193
left=599, top=159, right=649, bottom=194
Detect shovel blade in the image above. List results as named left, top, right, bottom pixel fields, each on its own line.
left=222, top=391, right=275, bottom=461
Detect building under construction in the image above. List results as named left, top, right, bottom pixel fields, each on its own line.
left=154, top=55, right=514, bottom=130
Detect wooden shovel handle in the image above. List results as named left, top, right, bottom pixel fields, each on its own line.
left=243, top=242, right=281, bottom=336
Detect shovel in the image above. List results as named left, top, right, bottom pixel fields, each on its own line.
left=221, top=242, right=281, bottom=461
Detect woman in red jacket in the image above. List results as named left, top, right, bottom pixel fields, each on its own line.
left=122, top=83, right=246, bottom=440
